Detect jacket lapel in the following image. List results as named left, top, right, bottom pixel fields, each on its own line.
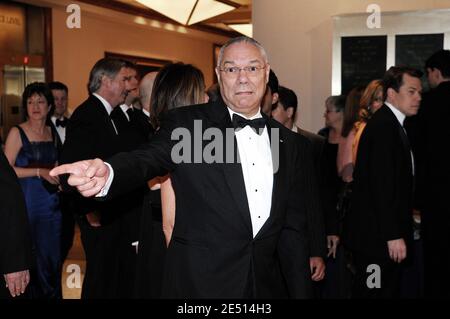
left=384, top=105, right=413, bottom=175
left=208, top=100, right=253, bottom=234
left=91, top=95, right=119, bottom=137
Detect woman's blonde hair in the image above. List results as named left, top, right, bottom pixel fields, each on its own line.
left=359, top=79, right=383, bottom=122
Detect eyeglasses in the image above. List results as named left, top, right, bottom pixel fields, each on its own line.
left=218, top=65, right=266, bottom=77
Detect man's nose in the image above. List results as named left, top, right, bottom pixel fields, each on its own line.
left=237, top=69, right=249, bottom=83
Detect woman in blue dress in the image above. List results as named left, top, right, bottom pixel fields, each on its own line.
left=4, top=82, right=62, bottom=299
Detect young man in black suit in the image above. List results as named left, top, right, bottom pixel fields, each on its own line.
left=0, top=151, right=32, bottom=299
left=48, top=81, right=75, bottom=266
left=410, top=50, right=450, bottom=298
left=52, top=37, right=320, bottom=299
left=60, top=58, right=148, bottom=298
left=110, top=62, right=157, bottom=298
left=272, top=86, right=327, bottom=283
left=344, top=66, right=422, bottom=298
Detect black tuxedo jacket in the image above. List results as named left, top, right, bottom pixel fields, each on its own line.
left=61, top=95, right=149, bottom=298
left=0, top=151, right=32, bottom=276
left=407, top=81, right=450, bottom=214
left=47, top=116, right=68, bottom=155
left=297, top=128, right=327, bottom=258
left=107, top=98, right=319, bottom=298
left=61, top=95, right=147, bottom=223
left=343, top=105, right=414, bottom=260
left=110, top=107, right=153, bottom=152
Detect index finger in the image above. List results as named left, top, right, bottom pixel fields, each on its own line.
left=50, top=164, right=78, bottom=177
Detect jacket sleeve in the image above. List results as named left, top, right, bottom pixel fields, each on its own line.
left=0, top=151, right=33, bottom=274
left=277, top=137, right=316, bottom=298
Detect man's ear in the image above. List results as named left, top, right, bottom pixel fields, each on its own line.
left=215, top=67, right=221, bottom=83
left=286, top=107, right=294, bottom=119
left=265, top=64, right=271, bottom=85
left=272, top=92, right=279, bottom=105
left=386, top=87, right=396, bottom=101
left=435, top=68, right=444, bottom=82
left=101, top=75, right=110, bottom=89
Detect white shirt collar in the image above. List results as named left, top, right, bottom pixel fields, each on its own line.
left=93, top=93, right=113, bottom=115
left=51, top=115, right=65, bottom=122
left=119, top=103, right=133, bottom=114
left=385, top=101, right=406, bottom=126
left=142, top=108, right=150, bottom=117
left=291, top=125, right=298, bottom=133
left=227, top=107, right=263, bottom=121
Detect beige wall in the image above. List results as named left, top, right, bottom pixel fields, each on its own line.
left=51, top=5, right=227, bottom=113
left=254, top=0, right=450, bottom=132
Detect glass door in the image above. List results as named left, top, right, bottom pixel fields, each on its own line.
left=0, top=65, right=45, bottom=142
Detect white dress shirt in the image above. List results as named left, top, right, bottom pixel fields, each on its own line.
left=385, top=102, right=415, bottom=175
left=119, top=104, right=134, bottom=121
left=92, top=93, right=118, bottom=134
left=228, top=109, right=273, bottom=237
left=51, top=115, right=66, bottom=144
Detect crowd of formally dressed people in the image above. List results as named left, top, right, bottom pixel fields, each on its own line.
left=1, top=36, right=449, bottom=299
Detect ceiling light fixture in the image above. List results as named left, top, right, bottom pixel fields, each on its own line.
left=136, top=0, right=236, bottom=25
left=227, top=23, right=252, bottom=37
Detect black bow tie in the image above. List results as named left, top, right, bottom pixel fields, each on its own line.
left=232, top=113, right=266, bottom=135
left=55, top=118, right=67, bottom=128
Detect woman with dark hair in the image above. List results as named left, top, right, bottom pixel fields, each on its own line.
left=138, top=63, right=207, bottom=298
left=4, top=82, right=62, bottom=299
left=318, top=95, right=353, bottom=298
left=150, top=63, right=208, bottom=245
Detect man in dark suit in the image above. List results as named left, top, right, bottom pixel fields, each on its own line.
left=111, top=62, right=152, bottom=149
left=130, top=70, right=165, bottom=299
left=111, top=63, right=158, bottom=298
left=48, top=81, right=75, bottom=265
left=0, top=150, right=32, bottom=299
left=60, top=58, right=148, bottom=298
left=408, top=50, right=450, bottom=298
left=52, top=37, right=319, bottom=298
left=344, top=66, right=422, bottom=298
left=48, top=81, right=69, bottom=147
left=271, top=86, right=327, bottom=282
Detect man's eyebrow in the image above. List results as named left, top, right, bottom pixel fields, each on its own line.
left=222, top=59, right=263, bottom=66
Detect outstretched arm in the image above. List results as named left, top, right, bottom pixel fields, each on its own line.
left=50, top=158, right=110, bottom=197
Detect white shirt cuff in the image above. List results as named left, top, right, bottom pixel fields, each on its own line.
left=95, top=162, right=114, bottom=197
